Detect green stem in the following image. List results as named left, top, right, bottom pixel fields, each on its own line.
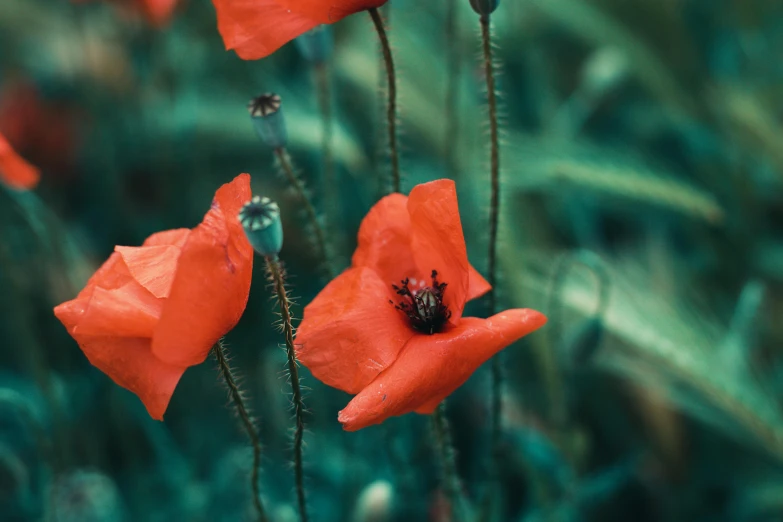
left=445, top=0, right=460, bottom=179
left=274, top=148, right=333, bottom=278
left=266, top=257, right=309, bottom=522
left=432, top=403, right=471, bottom=522
left=368, top=7, right=400, bottom=194
left=481, top=14, right=503, bottom=522
left=212, top=340, right=268, bottom=522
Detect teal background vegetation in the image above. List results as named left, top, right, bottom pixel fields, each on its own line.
left=2, top=0, right=783, bottom=520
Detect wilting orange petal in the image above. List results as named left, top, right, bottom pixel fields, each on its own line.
left=407, top=180, right=471, bottom=325
left=59, top=283, right=163, bottom=338
left=351, top=193, right=418, bottom=284
left=0, top=133, right=39, bottom=190
left=152, top=174, right=253, bottom=367
left=142, top=228, right=190, bottom=248
left=116, top=245, right=182, bottom=299
left=213, top=0, right=319, bottom=60
left=76, top=336, right=185, bottom=420
left=296, top=267, right=416, bottom=394
left=337, top=309, right=547, bottom=431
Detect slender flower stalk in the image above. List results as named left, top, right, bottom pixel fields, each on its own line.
left=474, top=5, right=504, bottom=520
left=274, top=148, right=333, bottom=277
left=213, top=340, right=268, bottom=522
left=368, top=7, right=400, bottom=194
left=266, top=256, right=309, bottom=522
left=432, top=403, right=471, bottom=522
left=444, top=0, right=461, bottom=180
left=248, top=93, right=333, bottom=277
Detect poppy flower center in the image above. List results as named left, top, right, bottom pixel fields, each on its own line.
left=391, top=270, right=451, bottom=335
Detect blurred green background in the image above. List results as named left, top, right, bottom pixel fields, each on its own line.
left=3, top=0, right=783, bottom=520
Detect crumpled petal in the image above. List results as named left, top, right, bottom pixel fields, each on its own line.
left=0, top=133, right=39, bottom=190
left=152, top=174, right=253, bottom=367
left=77, top=336, right=186, bottom=421
left=296, top=267, right=415, bottom=394
left=337, top=309, right=547, bottom=431
left=116, top=245, right=182, bottom=299
left=407, top=179, right=472, bottom=324
left=62, top=283, right=163, bottom=338
left=352, top=189, right=491, bottom=303
left=212, top=0, right=319, bottom=60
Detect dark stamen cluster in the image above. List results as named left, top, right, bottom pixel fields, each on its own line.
left=390, top=270, right=451, bottom=335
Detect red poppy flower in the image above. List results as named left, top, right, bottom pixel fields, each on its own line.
left=73, top=0, right=179, bottom=27
left=295, top=179, right=547, bottom=431
left=53, top=174, right=253, bottom=420
left=211, top=0, right=387, bottom=60
left=0, top=133, right=40, bottom=190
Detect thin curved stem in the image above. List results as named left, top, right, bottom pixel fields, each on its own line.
left=432, top=403, right=471, bottom=522
left=275, top=148, right=333, bottom=278
left=368, top=7, right=400, bottom=194
left=213, top=340, right=268, bottom=522
left=481, top=14, right=503, bottom=521
left=445, top=0, right=460, bottom=179
left=266, top=257, right=308, bottom=522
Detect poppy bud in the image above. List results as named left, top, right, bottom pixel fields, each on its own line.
left=239, top=195, right=284, bottom=257
left=295, top=25, right=333, bottom=65
left=248, top=93, right=287, bottom=149
left=469, top=0, right=499, bottom=16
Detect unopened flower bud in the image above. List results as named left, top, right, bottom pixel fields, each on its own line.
left=239, top=195, right=283, bottom=257
left=248, top=93, right=287, bottom=149
left=469, top=0, right=499, bottom=16
left=295, top=25, right=333, bottom=64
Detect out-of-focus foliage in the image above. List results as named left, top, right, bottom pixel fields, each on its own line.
left=2, top=0, right=783, bottom=520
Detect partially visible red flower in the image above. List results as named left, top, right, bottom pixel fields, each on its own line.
left=296, top=179, right=547, bottom=431
left=212, top=0, right=387, bottom=60
left=72, top=0, right=180, bottom=28
left=54, top=174, right=254, bottom=420
left=0, top=80, right=80, bottom=180
left=0, top=133, right=40, bottom=190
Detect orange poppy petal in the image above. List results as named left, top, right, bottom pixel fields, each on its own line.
left=337, top=309, right=547, bottom=431
left=55, top=282, right=163, bottom=338
left=275, top=0, right=388, bottom=23
left=0, top=133, right=40, bottom=190
left=152, top=174, right=253, bottom=367
left=467, top=267, right=492, bottom=301
left=75, top=336, right=185, bottom=420
left=116, top=245, right=182, bottom=299
left=351, top=193, right=418, bottom=285
left=142, top=228, right=190, bottom=248
left=296, top=267, right=416, bottom=394
left=407, top=179, right=471, bottom=325
left=212, top=0, right=319, bottom=60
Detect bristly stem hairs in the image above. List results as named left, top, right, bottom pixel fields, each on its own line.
left=266, top=256, right=309, bottom=522
left=213, top=340, right=269, bottom=522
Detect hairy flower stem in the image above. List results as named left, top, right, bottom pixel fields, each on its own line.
left=274, top=148, right=333, bottom=278
left=432, top=403, right=471, bottom=522
left=265, top=256, right=309, bottom=522
left=481, top=13, right=504, bottom=522
left=445, top=0, right=460, bottom=179
left=212, top=340, right=268, bottom=522
left=368, top=7, right=400, bottom=194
